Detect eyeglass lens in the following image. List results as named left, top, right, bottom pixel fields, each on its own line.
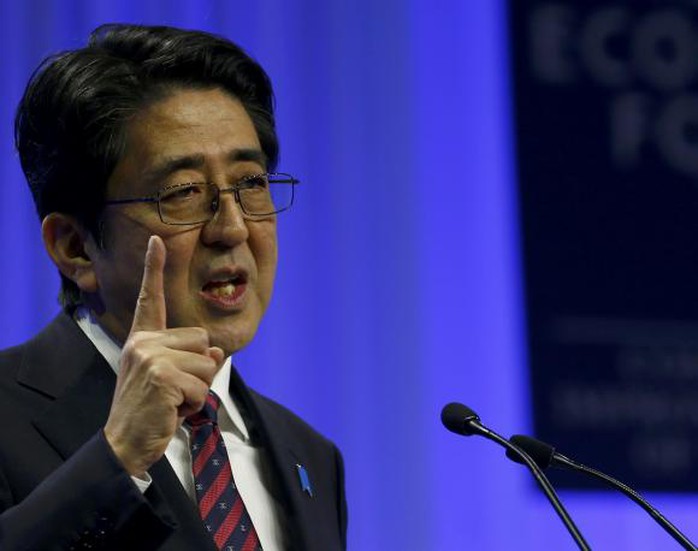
left=158, top=174, right=294, bottom=224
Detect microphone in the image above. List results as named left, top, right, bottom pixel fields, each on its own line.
left=506, top=435, right=698, bottom=551
left=441, top=403, right=590, bottom=550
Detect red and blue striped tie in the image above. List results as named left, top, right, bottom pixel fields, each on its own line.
left=187, top=390, right=262, bottom=551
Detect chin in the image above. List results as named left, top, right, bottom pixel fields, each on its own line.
left=211, top=326, right=257, bottom=356
left=196, top=297, right=267, bottom=356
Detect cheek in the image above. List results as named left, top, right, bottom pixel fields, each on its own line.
left=250, top=223, right=278, bottom=283
left=98, top=216, right=150, bottom=279
left=96, top=226, right=146, bottom=285
left=160, top=234, right=200, bottom=289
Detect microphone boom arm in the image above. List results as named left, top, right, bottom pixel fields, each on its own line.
left=508, top=434, right=698, bottom=551
left=554, top=453, right=697, bottom=551
left=470, top=421, right=591, bottom=551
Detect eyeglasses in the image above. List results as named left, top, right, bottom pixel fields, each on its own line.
left=104, top=172, right=299, bottom=225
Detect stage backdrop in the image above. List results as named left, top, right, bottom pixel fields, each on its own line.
left=0, top=1, right=696, bottom=549
left=512, top=0, right=698, bottom=493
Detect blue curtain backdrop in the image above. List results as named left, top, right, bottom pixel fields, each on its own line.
left=1, top=1, right=696, bottom=549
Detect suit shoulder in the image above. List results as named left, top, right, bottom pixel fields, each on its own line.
left=0, top=312, right=95, bottom=404
left=0, top=342, right=26, bottom=383
left=247, top=388, right=339, bottom=450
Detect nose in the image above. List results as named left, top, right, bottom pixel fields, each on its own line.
left=200, top=188, right=249, bottom=246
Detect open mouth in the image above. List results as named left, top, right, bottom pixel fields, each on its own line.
left=202, top=273, right=248, bottom=300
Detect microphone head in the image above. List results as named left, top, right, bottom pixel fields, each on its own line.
left=507, top=434, right=556, bottom=469
left=441, top=402, right=481, bottom=436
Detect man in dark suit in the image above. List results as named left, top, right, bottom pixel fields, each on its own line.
left=0, top=23, right=347, bottom=550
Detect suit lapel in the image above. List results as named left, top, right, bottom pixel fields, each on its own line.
left=18, top=313, right=116, bottom=458
left=148, top=457, right=218, bottom=551
left=19, top=314, right=329, bottom=550
left=17, top=313, right=217, bottom=551
left=254, top=399, right=319, bottom=550
left=228, top=367, right=316, bottom=551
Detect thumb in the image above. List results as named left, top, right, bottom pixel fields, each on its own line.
left=130, top=235, right=167, bottom=333
left=207, top=346, right=226, bottom=368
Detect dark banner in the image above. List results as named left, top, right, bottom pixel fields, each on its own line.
left=510, top=0, right=698, bottom=491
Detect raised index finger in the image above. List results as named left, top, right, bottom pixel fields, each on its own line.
left=130, top=235, right=167, bottom=333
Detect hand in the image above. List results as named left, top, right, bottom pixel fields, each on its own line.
left=103, top=235, right=225, bottom=476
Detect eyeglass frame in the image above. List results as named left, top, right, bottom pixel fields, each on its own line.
left=103, top=172, right=299, bottom=225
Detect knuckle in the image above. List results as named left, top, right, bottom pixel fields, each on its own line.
left=184, top=381, right=210, bottom=413
left=200, top=365, right=217, bottom=386
left=125, top=331, right=147, bottom=348
left=122, top=339, right=146, bottom=364
left=136, top=288, right=163, bottom=310
left=122, top=332, right=159, bottom=363
left=136, top=291, right=151, bottom=308
left=208, top=355, right=221, bottom=373
left=196, top=379, right=211, bottom=400
left=146, top=363, right=173, bottom=387
left=191, top=392, right=208, bottom=412
left=191, top=327, right=210, bottom=345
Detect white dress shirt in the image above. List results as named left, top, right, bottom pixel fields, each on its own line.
left=75, top=308, right=284, bottom=550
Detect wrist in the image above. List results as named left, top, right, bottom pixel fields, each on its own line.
left=103, top=428, right=148, bottom=477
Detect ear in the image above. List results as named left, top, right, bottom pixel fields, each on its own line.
left=41, top=213, right=99, bottom=293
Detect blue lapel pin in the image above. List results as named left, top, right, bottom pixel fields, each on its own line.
left=295, top=463, right=313, bottom=497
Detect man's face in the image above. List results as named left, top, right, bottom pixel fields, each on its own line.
left=86, top=87, right=278, bottom=356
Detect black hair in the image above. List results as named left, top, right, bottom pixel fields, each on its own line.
left=15, top=23, right=278, bottom=307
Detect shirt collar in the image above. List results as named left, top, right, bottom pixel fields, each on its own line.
left=74, top=306, right=250, bottom=441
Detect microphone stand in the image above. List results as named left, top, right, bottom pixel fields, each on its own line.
left=553, top=453, right=696, bottom=551
left=509, top=434, right=698, bottom=551
left=441, top=404, right=590, bottom=550
left=469, top=420, right=591, bottom=551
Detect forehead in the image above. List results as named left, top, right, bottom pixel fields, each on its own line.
left=108, top=87, right=264, bottom=194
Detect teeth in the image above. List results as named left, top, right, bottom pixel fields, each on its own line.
left=209, top=282, right=236, bottom=297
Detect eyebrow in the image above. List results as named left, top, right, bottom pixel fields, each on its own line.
left=141, top=148, right=268, bottom=185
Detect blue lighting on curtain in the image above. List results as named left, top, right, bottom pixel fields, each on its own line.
left=1, top=1, right=696, bottom=549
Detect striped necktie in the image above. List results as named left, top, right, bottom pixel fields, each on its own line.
left=186, top=390, right=262, bottom=551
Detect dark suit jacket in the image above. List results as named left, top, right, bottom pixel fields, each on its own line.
left=0, top=313, right=347, bottom=550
